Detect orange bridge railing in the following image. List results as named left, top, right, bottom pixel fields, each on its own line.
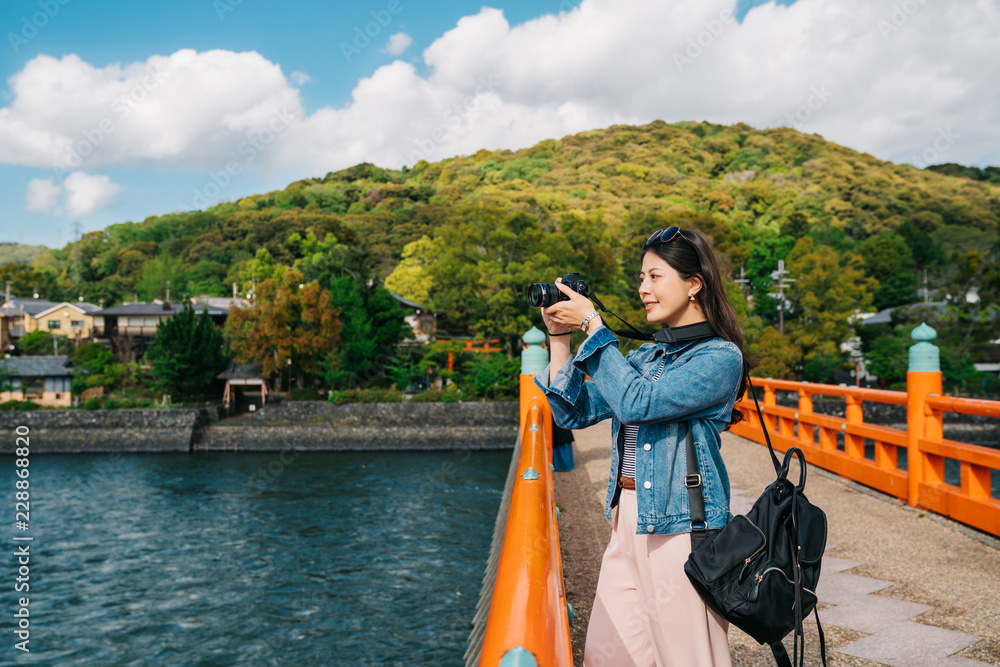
left=465, top=326, right=573, bottom=667
left=731, top=365, right=1000, bottom=537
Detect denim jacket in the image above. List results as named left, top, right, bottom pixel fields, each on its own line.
left=534, top=325, right=743, bottom=535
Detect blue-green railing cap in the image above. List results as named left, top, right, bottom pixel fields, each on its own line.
left=499, top=646, right=538, bottom=667
left=521, top=326, right=549, bottom=375
left=521, top=467, right=539, bottom=480
left=909, top=322, right=940, bottom=372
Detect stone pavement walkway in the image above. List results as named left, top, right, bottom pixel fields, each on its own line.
left=554, top=422, right=1000, bottom=666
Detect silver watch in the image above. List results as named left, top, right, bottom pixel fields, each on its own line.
left=580, top=311, right=600, bottom=332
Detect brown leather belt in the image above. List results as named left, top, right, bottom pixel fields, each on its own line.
left=618, top=475, right=636, bottom=490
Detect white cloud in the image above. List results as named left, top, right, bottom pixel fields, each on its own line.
left=290, top=70, right=311, bottom=86
left=0, top=49, right=302, bottom=172
left=0, top=0, right=998, bottom=189
left=25, top=177, right=61, bottom=213
left=384, top=32, right=413, bottom=56
left=63, top=172, right=124, bottom=217
left=279, top=0, right=1000, bottom=174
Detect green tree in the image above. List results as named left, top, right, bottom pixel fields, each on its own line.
left=224, top=248, right=286, bottom=299
left=135, top=252, right=185, bottom=302
left=859, top=233, right=915, bottom=310
left=290, top=230, right=371, bottom=287
left=19, top=330, right=72, bottom=355
left=744, top=235, right=796, bottom=327
left=748, top=327, right=802, bottom=380
left=896, top=221, right=946, bottom=269
left=864, top=327, right=909, bottom=387
left=427, top=206, right=561, bottom=357
left=384, top=236, right=436, bottom=306
left=452, top=353, right=521, bottom=399
left=0, top=263, right=54, bottom=298
left=69, top=342, right=115, bottom=395
left=785, top=236, right=877, bottom=372
left=323, top=276, right=377, bottom=388
left=146, top=305, right=230, bottom=399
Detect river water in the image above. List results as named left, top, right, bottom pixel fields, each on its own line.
left=3, top=449, right=510, bottom=666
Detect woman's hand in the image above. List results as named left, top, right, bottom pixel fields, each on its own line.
left=540, top=278, right=598, bottom=334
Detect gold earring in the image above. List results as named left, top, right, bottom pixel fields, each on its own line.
left=689, top=293, right=696, bottom=301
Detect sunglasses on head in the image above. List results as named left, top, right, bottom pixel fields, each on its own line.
left=644, top=226, right=690, bottom=247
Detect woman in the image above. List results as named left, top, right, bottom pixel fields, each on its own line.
left=534, top=226, right=749, bottom=667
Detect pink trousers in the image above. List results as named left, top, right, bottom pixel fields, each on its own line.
left=583, top=488, right=732, bottom=667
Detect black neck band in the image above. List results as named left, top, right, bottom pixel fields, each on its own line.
left=614, top=321, right=717, bottom=343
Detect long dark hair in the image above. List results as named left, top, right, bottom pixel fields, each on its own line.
left=643, top=228, right=752, bottom=426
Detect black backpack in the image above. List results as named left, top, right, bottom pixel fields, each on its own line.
left=683, top=372, right=828, bottom=667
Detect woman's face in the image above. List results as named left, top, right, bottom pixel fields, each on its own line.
left=638, top=250, right=700, bottom=327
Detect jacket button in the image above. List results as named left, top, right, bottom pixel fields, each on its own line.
left=643, top=481, right=651, bottom=489
left=647, top=525, right=654, bottom=532
left=643, top=443, right=651, bottom=451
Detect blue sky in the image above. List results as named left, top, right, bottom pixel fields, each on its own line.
left=0, top=0, right=547, bottom=246
left=0, top=0, right=995, bottom=248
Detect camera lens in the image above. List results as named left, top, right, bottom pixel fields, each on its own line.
left=527, top=283, right=549, bottom=308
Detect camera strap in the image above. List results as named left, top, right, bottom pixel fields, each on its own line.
left=585, top=292, right=718, bottom=343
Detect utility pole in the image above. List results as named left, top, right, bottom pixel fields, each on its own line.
left=768, top=260, right=796, bottom=335
left=735, top=264, right=751, bottom=292
left=924, top=268, right=929, bottom=303
left=166, top=280, right=171, bottom=302
left=735, top=263, right=753, bottom=311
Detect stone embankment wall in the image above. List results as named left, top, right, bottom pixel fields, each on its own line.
left=0, top=402, right=520, bottom=453
left=0, top=409, right=217, bottom=454
left=196, top=401, right=519, bottom=452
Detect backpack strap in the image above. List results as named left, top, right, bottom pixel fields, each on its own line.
left=684, top=422, right=709, bottom=548
left=769, top=608, right=828, bottom=667
left=745, top=366, right=782, bottom=475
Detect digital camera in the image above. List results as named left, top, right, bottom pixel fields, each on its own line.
left=527, top=273, right=589, bottom=308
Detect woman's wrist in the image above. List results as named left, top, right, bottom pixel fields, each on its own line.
left=580, top=311, right=601, bottom=335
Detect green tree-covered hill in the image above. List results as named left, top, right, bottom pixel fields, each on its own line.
left=5, top=120, right=999, bottom=390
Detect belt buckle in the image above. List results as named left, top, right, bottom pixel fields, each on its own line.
left=684, top=473, right=702, bottom=488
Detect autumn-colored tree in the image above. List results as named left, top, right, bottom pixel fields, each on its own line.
left=225, top=269, right=342, bottom=389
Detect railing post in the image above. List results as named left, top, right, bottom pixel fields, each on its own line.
left=906, top=323, right=942, bottom=508
left=797, top=389, right=813, bottom=446
left=844, top=396, right=864, bottom=459
left=763, top=382, right=777, bottom=434
left=520, top=326, right=552, bottom=458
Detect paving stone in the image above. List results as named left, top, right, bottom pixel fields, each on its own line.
left=839, top=621, right=981, bottom=667
left=818, top=594, right=932, bottom=633
left=816, top=571, right=892, bottom=604
left=942, top=657, right=996, bottom=666
left=822, top=556, right=861, bottom=574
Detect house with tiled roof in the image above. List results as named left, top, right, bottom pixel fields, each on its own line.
left=93, top=300, right=228, bottom=361
left=0, top=296, right=57, bottom=344
left=0, top=296, right=101, bottom=348
left=27, top=300, right=102, bottom=341
left=0, top=355, right=73, bottom=407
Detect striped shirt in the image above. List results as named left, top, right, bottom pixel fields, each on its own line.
left=620, top=360, right=664, bottom=478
